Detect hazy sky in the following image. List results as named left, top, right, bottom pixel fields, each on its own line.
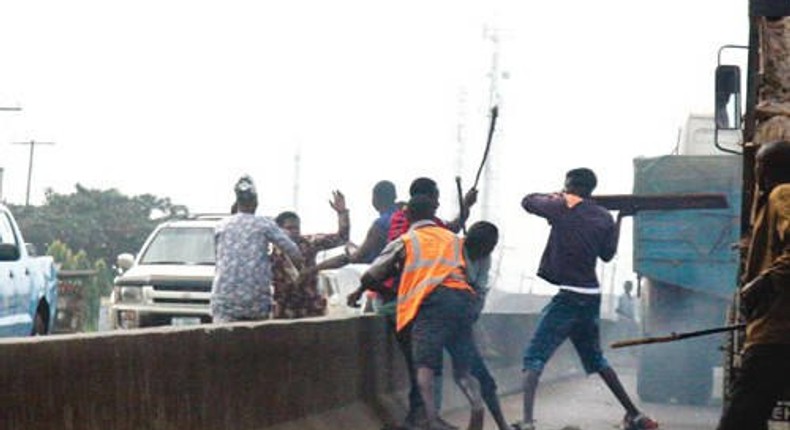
left=0, top=1, right=749, bottom=293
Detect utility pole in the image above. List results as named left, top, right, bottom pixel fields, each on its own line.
left=12, top=140, right=54, bottom=206
left=482, top=27, right=503, bottom=221
left=292, top=146, right=301, bottom=211
left=0, top=105, right=22, bottom=201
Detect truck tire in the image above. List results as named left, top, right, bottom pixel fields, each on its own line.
left=30, top=300, right=49, bottom=336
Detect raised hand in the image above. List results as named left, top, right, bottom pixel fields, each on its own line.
left=329, top=190, right=347, bottom=213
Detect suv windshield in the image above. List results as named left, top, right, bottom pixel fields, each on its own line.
left=140, top=226, right=215, bottom=265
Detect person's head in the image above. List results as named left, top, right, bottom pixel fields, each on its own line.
left=405, top=194, right=437, bottom=224
left=563, top=168, right=598, bottom=198
left=623, top=280, right=633, bottom=295
left=275, top=211, right=301, bottom=239
left=409, top=177, right=440, bottom=205
left=465, top=221, right=499, bottom=260
left=234, top=175, right=258, bottom=213
left=372, top=180, right=397, bottom=212
left=755, top=140, right=790, bottom=193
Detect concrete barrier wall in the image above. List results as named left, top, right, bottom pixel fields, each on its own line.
left=0, top=313, right=626, bottom=430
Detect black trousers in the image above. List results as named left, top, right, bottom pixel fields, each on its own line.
left=717, top=344, right=790, bottom=430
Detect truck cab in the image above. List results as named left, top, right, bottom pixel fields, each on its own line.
left=0, top=204, right=58, bottom=337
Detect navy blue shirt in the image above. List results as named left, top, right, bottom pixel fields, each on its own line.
left=359, top=204, right=398, bottom=264
left=522, top=193, right=617, bottom=289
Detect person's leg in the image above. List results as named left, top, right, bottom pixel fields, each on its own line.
left=433, top=363, right=444, bottom=414
left=519, top=293, right=577, bottom=425
left=717, top=345, right=790, bottom=430
left=521, top=369, right=541, bottom=425
left=446, top=317, right=484, bottom=430
left=469, top=343, right=509, bottom=430
left=416, top=366, right=440, bottom=425
left=390, top=315, right=426, bottom=426
left=411, top=293, right=456, bottom=429
left=598, top=367, right=639, bottom=416
left=568, top=294, right=656, bottom=428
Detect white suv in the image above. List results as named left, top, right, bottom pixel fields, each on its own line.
left=110, top=215, right=226, bottom=329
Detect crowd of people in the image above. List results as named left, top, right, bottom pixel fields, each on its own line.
left=207, top=140, right=789, bottom=430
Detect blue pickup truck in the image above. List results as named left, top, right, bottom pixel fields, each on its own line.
left=0, top=204, right=58, bottom=337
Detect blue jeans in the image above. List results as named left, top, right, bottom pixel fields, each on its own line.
left=523, top=290, right=609, bottom=374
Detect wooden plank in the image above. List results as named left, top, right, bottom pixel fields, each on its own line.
left=591, top=193, right=729, bottom=212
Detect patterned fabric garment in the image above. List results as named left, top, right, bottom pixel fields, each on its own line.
left=272, top=232, right=347, bottom=318
left=211, top=213, right=301, bottom=321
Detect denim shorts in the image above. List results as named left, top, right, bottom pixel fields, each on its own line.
left=523, top=289, right=609, bottom=374
left=411, top=286, right=477, bottom=373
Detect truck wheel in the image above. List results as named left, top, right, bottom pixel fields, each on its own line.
left=30, top=301, right=49, bottom=336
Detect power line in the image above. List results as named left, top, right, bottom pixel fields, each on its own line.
left=11, top=140, right=55, bottom=206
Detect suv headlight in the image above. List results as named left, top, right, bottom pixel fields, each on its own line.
left=119, top=286, right=144, bottom=303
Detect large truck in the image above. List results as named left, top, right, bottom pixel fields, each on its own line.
left=715, top=4, right=790, bottom=427
left=634, top=2, right=789, bottom=425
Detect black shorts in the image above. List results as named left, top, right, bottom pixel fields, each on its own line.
left=411, top=286, right=477, bottom=373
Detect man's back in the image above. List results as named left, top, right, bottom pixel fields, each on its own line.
left=212, top=213, right=295, bottom=319
left=523, top=193, right=616, bottom=288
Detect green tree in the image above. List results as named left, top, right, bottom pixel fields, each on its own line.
left=10, top=184, right=188, bottom=265
left=46, top=239, right=116, bottom=332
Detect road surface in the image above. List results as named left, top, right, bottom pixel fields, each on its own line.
left=444, top=364, right=721, bottom=430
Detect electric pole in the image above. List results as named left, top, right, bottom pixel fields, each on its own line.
left=12, top=140, right=54, bottom=206
left=482, top=26, right=503, bottom=221
left=0, top=105, right=22, bottom=201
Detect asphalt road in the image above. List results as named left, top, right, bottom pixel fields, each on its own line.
left=444, top=365, right=722, bottom=430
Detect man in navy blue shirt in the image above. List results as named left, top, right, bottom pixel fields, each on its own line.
left=512, top=168, right=658, bottom=430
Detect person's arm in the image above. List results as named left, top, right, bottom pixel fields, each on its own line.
left=767, top=186, right=790, bottom=279
left=307, top=190, right=351, bottom=251
left=265, top=219, right=305, bottom=268
left=521, top=192, right=564, bottom=220
left=601, top=211, right=627, bottom=262
left=315, top=221, right=387, bottom=271
left=742, top=186, right=790, bottom=319
left=446, top=188, right=478, bottom=233
left=346, top=240, right=405, bottom=307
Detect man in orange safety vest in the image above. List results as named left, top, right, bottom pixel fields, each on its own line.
left=357, top=194, right=484, bottom=430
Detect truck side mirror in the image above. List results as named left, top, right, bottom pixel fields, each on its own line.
left=715, top=65, right=741, bottom=130
left=0, top=243, right=20, bottom=261
left=117, top=253, right=135, bottom=271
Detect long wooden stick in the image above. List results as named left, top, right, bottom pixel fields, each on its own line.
left=610, top=323, right=746, bottom=349
left=472, top=105, right=499, bottom=190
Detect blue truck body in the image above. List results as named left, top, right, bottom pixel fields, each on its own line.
left=631, top=154, right=742, bottom=405
left=0, top=204, right=58, bottom=337
left=633, top=155, right=742, bottom=299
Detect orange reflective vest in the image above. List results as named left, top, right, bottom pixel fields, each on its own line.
left=396, top=225, right=474, bottom=331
